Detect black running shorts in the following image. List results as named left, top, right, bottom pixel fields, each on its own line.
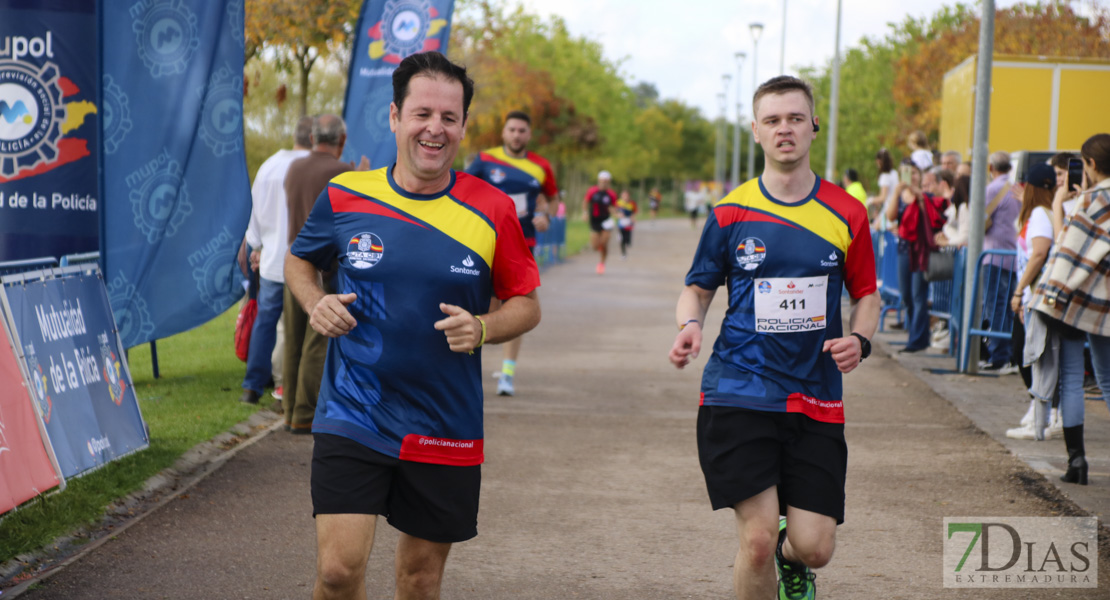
left=697, top=405, right=847, bottom=523
left=588, top=215, right=608, bottom=232
left=311, top=433, right=481, bottom=543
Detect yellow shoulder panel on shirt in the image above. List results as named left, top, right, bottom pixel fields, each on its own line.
left=486, top=147, right=547, bottom=185
left=718, top=180, right=851, bottom=253
left=331, top=170, right=497, bottom=268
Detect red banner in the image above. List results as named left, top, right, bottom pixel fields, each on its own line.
left=0, top=318, right=60, bottom=515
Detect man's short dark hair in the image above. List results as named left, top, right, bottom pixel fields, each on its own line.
left=845, top=168, right=859, bottom=183
left=1050, top=152, right=1075, bottom=169
left=752, top=75, right=815, bottom=117
left=293, top=115, right=314, bottom=148
left=505, top=110, right=531, bottom=125
left=392, top=51, right=474, bottom=118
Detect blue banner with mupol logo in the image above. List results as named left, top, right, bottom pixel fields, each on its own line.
left=342, top=0, right=455, bottom=169
left=1, top=267, right=147, bottom=479
left=0, top=1, right=99, bottom=262
left=99, top=0, right=249, bottom=348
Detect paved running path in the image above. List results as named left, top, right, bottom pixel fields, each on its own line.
left=19, top=218, right=1110, bottom=599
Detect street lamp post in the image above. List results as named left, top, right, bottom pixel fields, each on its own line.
left=720, top=73, right=731, bottom=196
left=780, top=0, right=787, bottom=74
left=731, top=52, right=746, bottom=187
left=824, top=0, right=843, bottom=181
left=713, top=92, right=721, bottom=201
left=747, top=22, right=763, bottom=181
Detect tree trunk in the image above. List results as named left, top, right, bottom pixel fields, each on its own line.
left=296, top=45, right=317, bottom=118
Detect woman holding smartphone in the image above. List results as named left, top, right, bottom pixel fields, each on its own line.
left=1028, top=133, right=1110, bottom=485
left=885, top=161, right=946, bottom=353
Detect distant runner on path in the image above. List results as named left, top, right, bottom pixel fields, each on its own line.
left=668, top=75, right=880, bottom=600
left=583, top=170, right=617, bottom=274
left=466, top=110, right=559, bottom=396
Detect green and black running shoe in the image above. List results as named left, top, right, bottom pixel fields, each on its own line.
left=776, top=517, right=816, bottom=600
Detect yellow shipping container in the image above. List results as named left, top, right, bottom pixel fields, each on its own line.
left=940, top=54, right=1110, bottom=156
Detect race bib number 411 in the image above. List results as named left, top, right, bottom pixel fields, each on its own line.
left=754, top=276, right=828, bottom=333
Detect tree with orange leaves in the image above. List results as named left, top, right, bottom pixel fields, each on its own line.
left=244, top=0, right=362, bottom=117
left=892, top=1, right=1110, bottom=140
left=805, top=0, right=1110, bottom=190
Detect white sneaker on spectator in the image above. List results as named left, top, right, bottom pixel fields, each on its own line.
left=1006, top=423, right=1046, bottom=440
left=995, top=364, right=1020, bottom=375
left=1046, top=408, right=1063, bottom=438
left=1019, top=400, right=1036, bottom=427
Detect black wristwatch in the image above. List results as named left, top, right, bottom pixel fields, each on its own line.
left=850, top=333, right=872, bottom=360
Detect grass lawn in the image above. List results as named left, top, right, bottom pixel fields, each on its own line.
left=0, top=218, right=635, bottom=567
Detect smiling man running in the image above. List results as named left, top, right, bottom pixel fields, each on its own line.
left=669, top=75, right=880, bottom=600
left=285, top=51, right=541, bottom=600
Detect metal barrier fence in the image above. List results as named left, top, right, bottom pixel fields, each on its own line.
left=0, top=256, right=59, bottom=276
left=926, top=247, right=967, bottom=356
left=533, top=216, right=567, bottom=268
left=875, top=231, right=903, bottom=331
left=959, top=249, right=1018, bottom=371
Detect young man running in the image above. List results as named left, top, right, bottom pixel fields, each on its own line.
left=669, top=75, right=880, bottom=600
left=583, top=170, right=617, bottom=274
left=466, top=111, right=558, bottom=396
left=286, top=51, right=541, bottom=600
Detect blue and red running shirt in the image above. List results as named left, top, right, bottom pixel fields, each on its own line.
left=290, top=167, right=540, bottom=466
left=465, top=147, right=558, bottom=247
left=685, top=176, right=877, bottom=424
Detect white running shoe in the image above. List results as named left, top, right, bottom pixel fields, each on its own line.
left=497, top=374, right=515, bottom=396
left=995, top=364, right=1020, bottom=375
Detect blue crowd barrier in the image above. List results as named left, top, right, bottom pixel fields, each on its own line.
left=926, top=247, right=967, bottom=356
left=59, top=251, right=101, bottom=267
left=959, top=249, right=1018, bottom=371
left=534, top=216, right=567, bottom=268
left=0, top=256, right=59, bottom=276
left=876, top=231, right=903, bottom=331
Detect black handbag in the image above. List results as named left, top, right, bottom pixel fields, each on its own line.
left=925, top=247, right=956, bottom=282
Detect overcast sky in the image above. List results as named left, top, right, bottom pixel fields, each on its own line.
left=518, top=0, right=1099, bottom=119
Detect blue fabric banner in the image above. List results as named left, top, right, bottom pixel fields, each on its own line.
left=342, top=0, right=456, bottom=169
left=99, top=0, right=249, bottom=348
left=0, top=1, right=100, bottom=262
left=1, top=268, right=148, bottom=479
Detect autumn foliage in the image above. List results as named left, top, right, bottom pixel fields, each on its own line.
left=892, top=1, right=1110, bottom=140
left=244, top=0, right=362, bottom=116
left=805, top=0, right=1110, bottom=188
